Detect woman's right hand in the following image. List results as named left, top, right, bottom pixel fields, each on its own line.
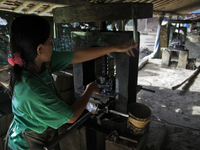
left=115, top=39, right=138, bottom=57
left=86, top=82, right=99, bottom=94
left=69, top=82, right=99, bottom=123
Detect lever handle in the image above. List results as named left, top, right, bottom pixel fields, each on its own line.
left=109, top=110, right=129, bottom=118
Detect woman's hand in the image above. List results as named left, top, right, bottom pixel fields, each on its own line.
left=86, top=82, right=99, bottom=94
left=69, top=82, right=99, bottom=123
left=115, top=39, right=138, bottom=57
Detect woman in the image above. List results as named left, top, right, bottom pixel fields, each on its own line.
left=6, top=15, right=138, bottom=150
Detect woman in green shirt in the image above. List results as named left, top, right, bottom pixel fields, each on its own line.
left=6, top=15, right=138, bottom=150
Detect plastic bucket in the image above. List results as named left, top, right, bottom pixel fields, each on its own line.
left=127, top=102, right=152, bottom=135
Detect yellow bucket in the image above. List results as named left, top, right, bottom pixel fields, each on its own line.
left=127, top=102, right=152, bottom=135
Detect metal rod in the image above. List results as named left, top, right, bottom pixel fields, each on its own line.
left=44, top=112, right=93, bottom=150
left=109, top=110, right=129, bottom=118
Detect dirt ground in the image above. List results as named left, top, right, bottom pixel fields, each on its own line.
left=138, top=33, right=200, bottom=150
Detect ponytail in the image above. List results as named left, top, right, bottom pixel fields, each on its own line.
left=8, top=15, right=50, bottom=97
left=9, top=64, right=23, bottom=97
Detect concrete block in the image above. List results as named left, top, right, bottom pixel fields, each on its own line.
left=162, top=48, right=171, bottom=66
left=162, top=47, right=189, bottom=69
left=177, top=51, right=188, bottom=69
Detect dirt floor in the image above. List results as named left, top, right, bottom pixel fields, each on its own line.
left=138, top=33, right=200, bottom=150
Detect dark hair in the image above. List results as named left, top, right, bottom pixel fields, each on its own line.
left=9, top=15, right=50, bottom=97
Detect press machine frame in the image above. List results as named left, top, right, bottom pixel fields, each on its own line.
left=48, top=3, right=153, bottom=150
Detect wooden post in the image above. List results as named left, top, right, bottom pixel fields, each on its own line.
left=53, top=22, right=56, bottom=38
left=129, top=3, right=139, bottom=104
left=132, top=3, right=138, bottom=43
left=167, top=15, right=172, bottom=46
left=154, top=14, right=165, bottom=58
left=145, top=18, right=148, bottom=32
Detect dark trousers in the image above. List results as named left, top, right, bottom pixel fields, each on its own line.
left=22, top=127, right=60, bottom=150
left=5, top=127, right=60, bottom=150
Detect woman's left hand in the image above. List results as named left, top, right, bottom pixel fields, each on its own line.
left=115, top=39, right=138, bottom=57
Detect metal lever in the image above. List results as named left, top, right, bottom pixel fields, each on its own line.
left=99, top=107, right=129, bottom=118
left=109, top=110, right=129, bottom=118
left=44, top=112, right=93, bottom=150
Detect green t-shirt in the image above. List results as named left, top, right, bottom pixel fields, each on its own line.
left=8, top=51, right=74, bottom=150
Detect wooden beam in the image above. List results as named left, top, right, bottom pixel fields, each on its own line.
left=153, top=0, right=169, bottom=7
left=140, top=0, right=148, bottom=2
left=153, top=10, right=178, bottom=17
left=0, top=9, right=53, bottom=28
left=160, top=1, right=193, bottom=13
left=0, top=9, right=52, bottom=18
left=154, top=0, right=175, bottom=9
left=13, top=1, right=30, bottom=13
left=0, top=0, right=6, bottom=5
left=38, top=5, right=58, bottom=15
left=176, top=1, right=200, bottom=14
left=25, top=3, right=44, bottom=14
left=145, top=0, right=154, bottom=3
left=0, top=9, right=12, bottom=12
left=168, top=20, right=194, bottom=24
left=153, top=11, right=200, bottom=19
left=20, top=0, right=88, bottom=5
left=53, top=3, right=153, bottom=23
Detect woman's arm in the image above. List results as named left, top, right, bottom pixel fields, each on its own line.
left=67, top=82, right=99, bottom=123
left=71, top=39, right=138, bottom=64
